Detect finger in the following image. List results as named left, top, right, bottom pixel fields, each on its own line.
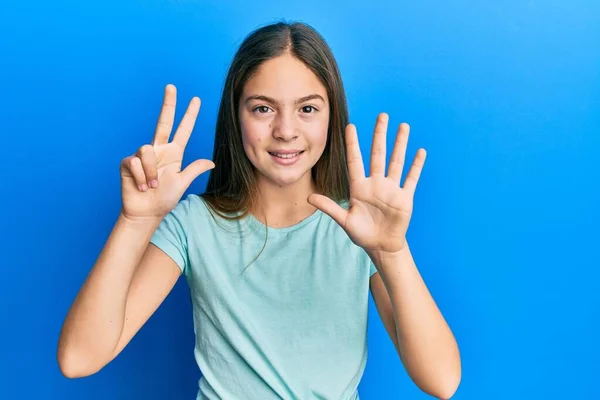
left=152, top=84, right=177, bottom=146
left=370, top=113, right=388, bottom=176
left=403, top=148, right=427, bottom=194
left=128, top=156, right=149, bottom=191
left=307, top=194, right=348, bottom=228
left=172, top=96, right=201, bottom=149
left=345, top=124, right=365, bottom=182
left=179, top=159, right=215, bottom=188
left=387, top=123, right=410, bottom=184
left=136, top=144, right=158, bottom=188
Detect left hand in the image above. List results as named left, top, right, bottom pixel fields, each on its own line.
left=308, top=113, right=426, bottom=253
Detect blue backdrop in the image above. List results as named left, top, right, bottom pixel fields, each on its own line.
left=1, top=0, right=598, bottom=399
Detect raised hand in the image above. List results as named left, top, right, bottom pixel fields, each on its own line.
left=308, top=113, right=426, bottom=253
left=119, top=84, right=215, bottom=221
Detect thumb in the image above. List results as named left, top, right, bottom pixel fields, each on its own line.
left=180, top=159, right=215, bottom=187
left=307, top=194, right=348, bottom=228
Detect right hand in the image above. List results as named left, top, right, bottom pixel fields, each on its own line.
left=119, top=84, right=215, bottom=221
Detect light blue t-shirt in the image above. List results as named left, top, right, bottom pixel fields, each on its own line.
left=150, top=194, right=377, bottom=400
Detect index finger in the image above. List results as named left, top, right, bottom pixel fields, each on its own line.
left=152, top=84, right=177, bottom=145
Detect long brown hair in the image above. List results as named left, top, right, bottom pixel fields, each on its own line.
left=201, top=21, right=350, bottom=220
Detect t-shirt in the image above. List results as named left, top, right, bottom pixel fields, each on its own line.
left=150, top=194, right=378, bottom=400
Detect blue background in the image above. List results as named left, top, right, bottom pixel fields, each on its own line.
left=1, top=0, right=599, bottom=399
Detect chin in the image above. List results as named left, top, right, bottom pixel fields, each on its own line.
left=267, top=171, right=308, bottom=187
left=256, top=166, right=312, bottom=188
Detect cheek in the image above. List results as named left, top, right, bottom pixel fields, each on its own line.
left=243, top=129, right=263, bottom=149
left=311, top=120, right=329, bottom=149
left=241, top=124, right=267, bottom=162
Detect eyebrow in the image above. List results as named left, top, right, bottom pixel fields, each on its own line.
left=244, top=94, right=325, bottom=105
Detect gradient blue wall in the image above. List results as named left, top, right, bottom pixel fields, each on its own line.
left=1, top=0, right=599, bottom=399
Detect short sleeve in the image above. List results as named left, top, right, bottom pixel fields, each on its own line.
left=149, top=196, right=191, bottom=275
left=369, top=261, right=378, bottom=277
left=360, top=246, right=378, bottom=277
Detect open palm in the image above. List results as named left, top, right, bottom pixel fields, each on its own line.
left=308, top=113, right=426, bottom=253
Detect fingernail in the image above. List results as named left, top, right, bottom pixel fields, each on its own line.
left=150, top=179, right=158, bottom=188
left=140, top=184, right=148, bottom=191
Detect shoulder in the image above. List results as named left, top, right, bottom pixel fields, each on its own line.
left=156, top=194, right=217, bottom=236
left=169, top=193, right=213, bottom=219
left=172, top=194, right=250, bottom=239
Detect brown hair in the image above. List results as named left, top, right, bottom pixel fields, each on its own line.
left=201, top=20, right=350, bottom=220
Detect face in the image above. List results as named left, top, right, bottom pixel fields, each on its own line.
left=238, top=53, right=330, bottom=189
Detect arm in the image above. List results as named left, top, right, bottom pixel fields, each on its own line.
left=57, top=214, right=181, bottom=378
left=57, top=84, right=213, bottom=378
left=368, top=241, right=461, bottom=399
left=307, top=116, right=458, bottom=397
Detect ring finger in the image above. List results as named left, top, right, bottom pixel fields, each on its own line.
left=129, top=156, right=148, bottom=191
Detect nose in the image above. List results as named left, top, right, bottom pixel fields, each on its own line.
left=272, top=112, right=298, bottom=141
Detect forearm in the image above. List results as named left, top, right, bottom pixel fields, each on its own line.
left=368, top=242, right=461, bottom=399
left=57, top=213, right=161, bottom=373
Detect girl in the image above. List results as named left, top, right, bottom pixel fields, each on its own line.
left=57, top=21, right=461, bottom=400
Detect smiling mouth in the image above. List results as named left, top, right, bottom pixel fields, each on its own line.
left=268, top=151, right=305, bottom=159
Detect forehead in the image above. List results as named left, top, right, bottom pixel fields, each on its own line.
left=243, top=53, right=327, bottom=101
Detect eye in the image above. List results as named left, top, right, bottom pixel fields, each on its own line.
left=252, top=105, right=272, bottom=114
left=301, top=105, right=317, bottom=113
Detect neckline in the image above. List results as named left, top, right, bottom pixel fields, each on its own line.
left=245, top=208, right=323, bottom=234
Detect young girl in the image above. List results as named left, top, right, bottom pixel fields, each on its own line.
left=57, top=21, right=461, bottom=400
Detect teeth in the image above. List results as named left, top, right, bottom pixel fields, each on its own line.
left=271, top=152, right=301, bottom=159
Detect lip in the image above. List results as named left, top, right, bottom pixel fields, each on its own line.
left=268, top=150, right=304, bottom=166
left=268, top=149, right=304, bottom=154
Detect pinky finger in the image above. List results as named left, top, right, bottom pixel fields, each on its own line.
left=403, top=148, right=427, bottom=194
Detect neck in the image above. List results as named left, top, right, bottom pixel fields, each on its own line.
left=252, top=171, right=318, bottom=228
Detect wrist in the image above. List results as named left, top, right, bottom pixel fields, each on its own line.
left=118, top=211, right=163, bottom=231
left=366, top=238, right=408, bottom=266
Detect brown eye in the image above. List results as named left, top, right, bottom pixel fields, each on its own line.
left=253, top=106, right=271, bottom=113
left=301, top=106, right=316, bottom=113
